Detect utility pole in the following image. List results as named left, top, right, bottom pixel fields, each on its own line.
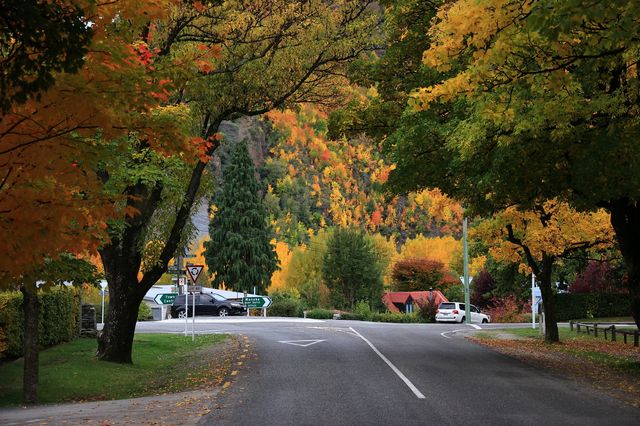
left=463, top=216, right=471, bottom=325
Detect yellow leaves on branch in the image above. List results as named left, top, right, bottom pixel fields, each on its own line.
left=473, top=199, right=614, bottom=270
left=412, top=0, right=534, bottom=109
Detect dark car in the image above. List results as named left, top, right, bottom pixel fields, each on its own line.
left=171, top=293, right=246, bottom=318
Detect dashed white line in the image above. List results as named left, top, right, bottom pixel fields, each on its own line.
left=349, top=327, right=425, bottom=399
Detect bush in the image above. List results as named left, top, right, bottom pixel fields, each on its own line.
left=137, top=302, right=152, bottom=321
left=354, top=300, right=372, bottom=320
left=485, top=296, right=528, bottom=323
left=305, top=308, right=334, bottom=319
left=370, top=312, right=422, bottom=323
left=0, top=287, right=80, bottom=360
left=267, top=289, right=303, bottom=317
left=555, top=293, right=630, bottom=321
left=417, top=298, right=438, bottom=323
left=339, top=312, right=365, bottom=321
left=270, top=298, right=303, bottom=317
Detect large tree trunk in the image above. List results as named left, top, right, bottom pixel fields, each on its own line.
left=21, top=285, right=39, bottom=404
left=97, top=151, right=215, bottom=363
left=609, top=199, right=640, bottom=329
left=96, top=273, right=144, bottom=363
left=538, top=254, right=559, bottom=343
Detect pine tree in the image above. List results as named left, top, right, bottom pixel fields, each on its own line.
left=204, top=141, right=278, bottom=294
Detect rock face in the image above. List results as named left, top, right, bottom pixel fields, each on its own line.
left=191, top=116, right=272, bottom=242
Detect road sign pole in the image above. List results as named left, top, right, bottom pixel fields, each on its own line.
left=463, top=216, right=471, bottom=325
left=101, top=290, right=105, bottom=325
left=192, top=290, right=195, bottom=341
left=532, top=273, right=536, bottom=329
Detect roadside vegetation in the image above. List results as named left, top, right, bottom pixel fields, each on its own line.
left=470, top=328, right=640, bottom=407
left=0, top=334, right=232, bottom=407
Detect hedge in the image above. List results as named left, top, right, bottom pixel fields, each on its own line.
left=555, top=293, right=630, bottom=321
left=0, top=287, right=80, bottom=360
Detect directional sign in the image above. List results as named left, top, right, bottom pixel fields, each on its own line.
left=186, top=265, right=204, bottom=283
left=154, top=293, right=178, bottom=305
left=243, top=296, right=272, bottom=309
left=167, top=265, right=180, bottom=274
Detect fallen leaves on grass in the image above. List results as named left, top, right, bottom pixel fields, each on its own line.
left=469, top=334, right=640, bottom=408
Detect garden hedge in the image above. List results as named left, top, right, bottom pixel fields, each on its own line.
left=554, top=293, right=630, bottom=321
left=0, top=287, right=80, bottom=359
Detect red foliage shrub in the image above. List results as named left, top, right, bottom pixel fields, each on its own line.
left=471, top=270, right=496, bottom=308
left=570, top=261, right=625, bottom=294
left=485, top=296, right=529, bottom=323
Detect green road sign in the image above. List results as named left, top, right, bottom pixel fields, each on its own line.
left=154, top=293, right=178, bottom=305
left=243, top=296, right=272, bottom=309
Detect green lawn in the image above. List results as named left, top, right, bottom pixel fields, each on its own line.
left=0, top=333, right=229, bottom=406
left=474, top=327, right=640, bottom=374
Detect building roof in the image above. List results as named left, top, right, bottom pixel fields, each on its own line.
left=382, top=291, right=448, bottom=313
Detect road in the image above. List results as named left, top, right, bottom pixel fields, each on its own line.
left=135, top=318, right=639, bottom=425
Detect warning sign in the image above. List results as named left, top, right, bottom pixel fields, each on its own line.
left=186, top=265, right=204, bottom=284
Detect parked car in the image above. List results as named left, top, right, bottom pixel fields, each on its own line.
left=171, top=293, right=246, bottom=318
left=435, top=302, right=490, bottom=323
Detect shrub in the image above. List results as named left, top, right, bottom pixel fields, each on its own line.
left=354, top=300, right=372, bottom=320
left=270, top=298, right=303, bottom=317
left=417, top=297, right=438, bottom=323
left=371, top=312, right=422, bottom=323
left=555, top=293, right=630, bottom=321
left=339, top=312, right=365, bottom=321
left=305, top=308, right=334, bottom=319
left=485, top=296, right=528, bottom=323
left=0, top=287, right=80, bottom=360
left=137, top=302, right=152, bottom=321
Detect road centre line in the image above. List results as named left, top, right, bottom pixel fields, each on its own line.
left=349, top=327, right=425, bottom=400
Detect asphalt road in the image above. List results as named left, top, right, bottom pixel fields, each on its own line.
left=136, top=318, right=639, bottom=426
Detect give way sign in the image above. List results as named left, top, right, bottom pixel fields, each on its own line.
left=186, top=265, right=204, bottom=283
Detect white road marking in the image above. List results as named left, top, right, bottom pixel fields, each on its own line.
left=441, top=324, right=483, bottom=338
left=349, top=327, right=425, bottom=399
left=279, top=339, right=326, bottom=347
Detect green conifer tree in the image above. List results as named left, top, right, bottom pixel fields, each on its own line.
left=204, top=141, right=278, bottom=294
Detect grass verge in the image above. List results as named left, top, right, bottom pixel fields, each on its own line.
left=470, top=327, right=640, bottom=407
left=0, top=333, right=233, bottom=407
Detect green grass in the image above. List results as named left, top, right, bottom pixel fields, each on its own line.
left=0, top=333, right=228, bottom=407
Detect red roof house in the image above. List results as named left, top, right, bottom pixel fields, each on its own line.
left=382, top=291, right=448, bottom=314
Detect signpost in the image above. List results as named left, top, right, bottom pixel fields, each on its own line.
left=185, top=265, right=203, bottom=341
left=154, top=293, right=178, bottom=305
left=99, top=280, right=108, bottom=325
left=243, top=296, right=272, bottom=309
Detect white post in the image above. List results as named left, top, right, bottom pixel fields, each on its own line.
left=263, top=307, right=266, bottom=317
left=184, top=283, right=188, bottom=337
left=531, top=273, right=536, bottom=329
left=101, top=290, right=105, bottom=325
left=192, top=290, right=196, bottom=341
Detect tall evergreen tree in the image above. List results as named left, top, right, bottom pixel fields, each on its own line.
left=204, top=141, right=277, bottom=294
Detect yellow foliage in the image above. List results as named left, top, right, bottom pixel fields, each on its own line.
left=399, top=235, right=461, bottom=271
left=269, top=241, right=293, bottom=291
left=472, top=200, right=614, bottom=271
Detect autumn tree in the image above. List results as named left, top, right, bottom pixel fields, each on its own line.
left=391, top=258, right=446, bottom=292
left=204, top=141, right=277, bottom=293
left=473, top=201, right=613, bottom=341
left=0, top=0, right=92, bottom=113
left=96, top=1, right=379, bottom=363
left=0, top=0, right=187, bottom=400
left=322, top=227, right=383, bottom=309
left=404, top=0, right=640, bottom=329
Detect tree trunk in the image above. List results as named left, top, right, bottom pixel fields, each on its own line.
left=538, top=254, right=560, bottom=343
left=96, top=283, right=143, bottom=363
left=21, top=285, right=39, bottom=404
left=609, top=199, right=640, bottom=329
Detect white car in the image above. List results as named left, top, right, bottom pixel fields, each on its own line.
left=435, top=302, right=490, bottom=324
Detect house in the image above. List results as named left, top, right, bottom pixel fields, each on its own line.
left=382, top=291, right=448, bottom=314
